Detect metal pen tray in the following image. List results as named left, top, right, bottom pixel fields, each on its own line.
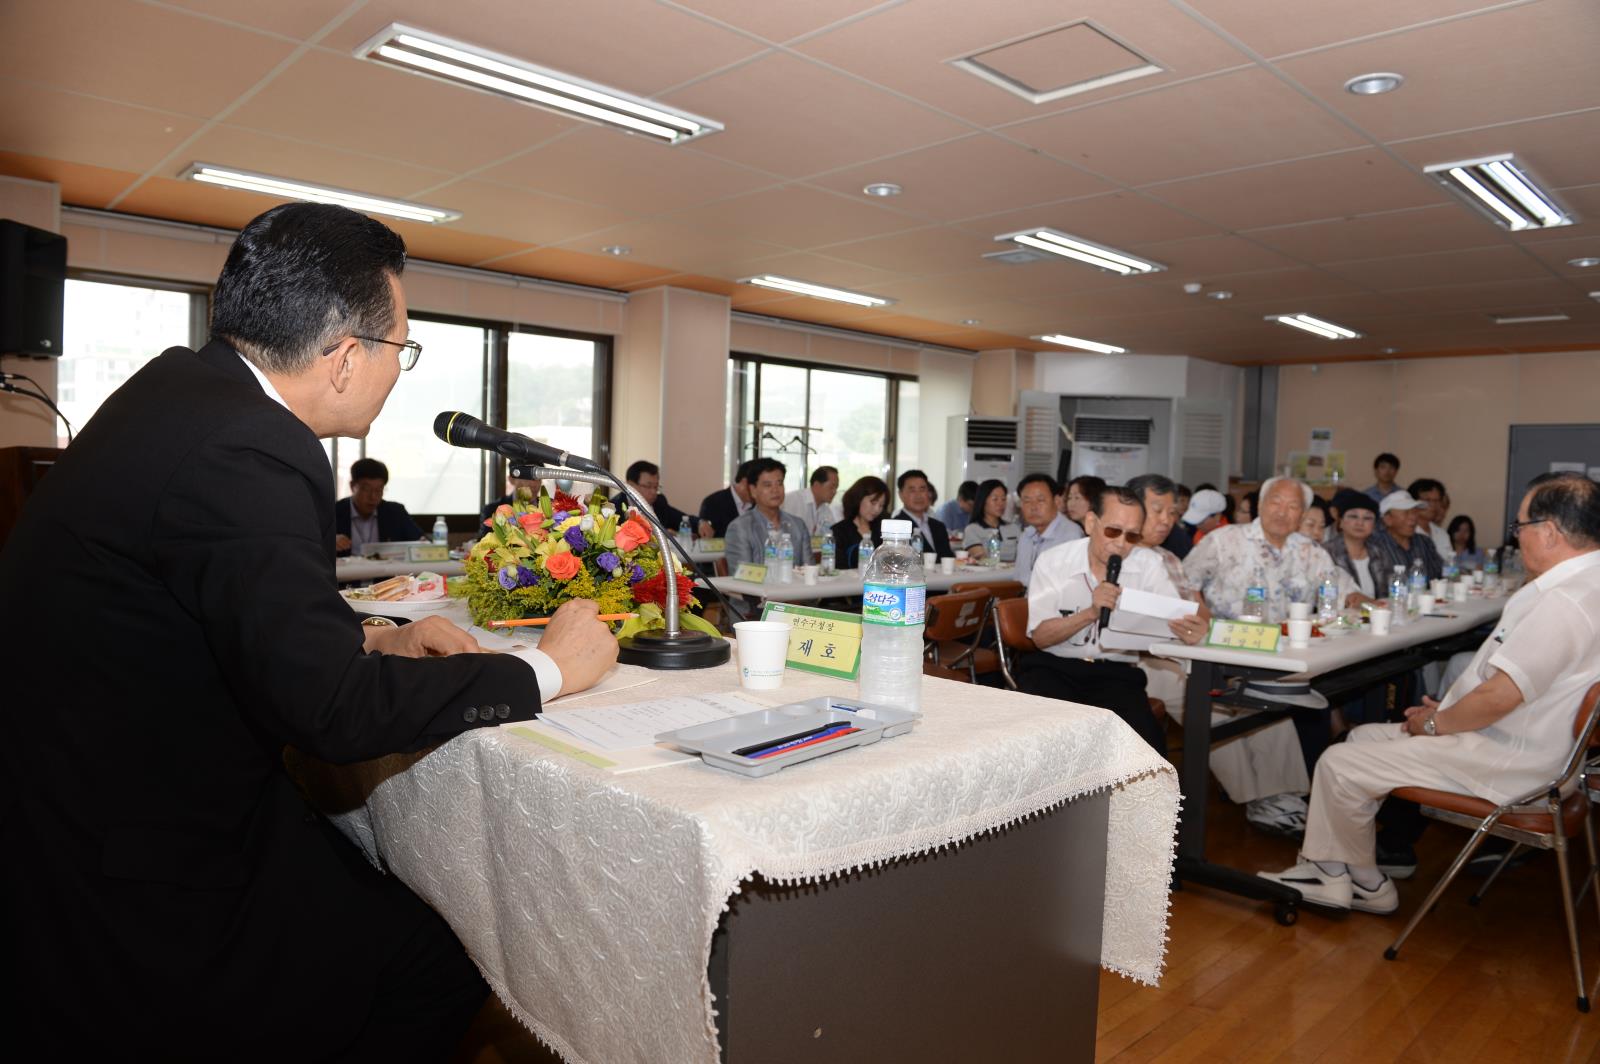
left=655, top=695, right=920, bottom=778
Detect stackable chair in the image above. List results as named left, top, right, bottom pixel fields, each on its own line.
left=922, top=589, right=995, bottom=683
left=1383, top=682, right=1600, bottom=1012
left=992, top=597, right=1036, bottom=690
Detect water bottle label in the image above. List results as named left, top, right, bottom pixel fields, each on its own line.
left=862, top=583, right=926, bottom=626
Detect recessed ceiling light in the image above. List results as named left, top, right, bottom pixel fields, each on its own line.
left=601, top=245, right=631, bottom=256
left=1266, top=313, right=1362, bottom=340
left=740, top=275, right=894, bottom=307
left=1380, top=347, right=1399, bottom=355
left=1569, top=257, right=1600, bottom=268
left=995, top=228, right=1164, bottom=275
left=1033, top=333, right=1126, bottom=355
left=1590, top=292, right=1600, bottom=302
left=1424, top=154, right=1572, bottom=230
left=1344, top=72, right=1404, bottom=96
left=355, top=24, right=722, bottom=144
left=863, top=182, right=902, bottom=198
left=1492, top=312, right=1570, bottom=324
left=1206, top=290, right=1233, bottom=300
left=179, top=162, right=460, bottom=223
left=961, top=318, right=981, bottom=325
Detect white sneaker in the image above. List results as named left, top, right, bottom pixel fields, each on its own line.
left=1258, top=861, right=1352, bottom=910
left=1351, top=875, right=1399, bottom=915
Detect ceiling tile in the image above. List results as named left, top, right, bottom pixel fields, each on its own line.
left=806, top=133, right=1110, bottom=222
left=666, top=185, right=923, bottom=250
left=1320, top=244, right=1555, bottom=290
left=1335, top=277, right=1583, bottom=313
left=953, top=190, right=1222, bottom=244
left=1182, top=0, right=1512, bottom=59
left=451, top=246, right=672, bottom=286
left=820, top=226, right=1000, bottom=274
left=1242, top=204, right=1506, bottom=263
left=734, top=252, right=898, bottom=291
left=1007, top=67, right=1368, bottom=185
left=227, top=50, right=575, bottom=172
left=668, top=0, right=889, bottom=44
left=1175, top=265, right=1369, bottom=303
left=161, top=0, right=344, bottom=40
left=186, top=124, right=454, bottom=200
left=476, top=129, right=778, bottom=215
left=420, top=179, right=627, bottom=245
left=1275, top=0, right=1600, bottom=142
left=1148, top=149, right=1443, bottom=229
left=1388, top=108, right=1600, bottom=193
left=879, top=260, right=1128, bottom=304
left=113, top=174, right=303, bottom=231
left=796, top=0, right=1250, bottom=127
left=556, top=219, right=790, bottom=277
left=0, top=81, right=201, bottom=174
left=321, top=0, right=764, bottom=96
left=661, top=52, right=969, bottom=179
left=0, top=151, right=138, bottom=210
left=1126, top=233, right=1305, bottom=278
left=1517, top=235, right=1600, bottom=279
left=382, top=221, right=532, bottom=268
left=0, top=0, right=296, bottom=116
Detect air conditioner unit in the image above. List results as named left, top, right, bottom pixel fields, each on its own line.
left=945, top=415, right=1022, bottom=492
left=1068, top=415, right=1152, bottom=484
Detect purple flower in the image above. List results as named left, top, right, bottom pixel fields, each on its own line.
left=517, top=565, right=540, bottom=588
left=564, top=526, right=587, bottom=550
left=497, top=566, right=519, bottom=590
left=629, top=564, right=646, bottom=585
left=596, top=551, right=620, bottom=573
left=552, top=510, right=569, bottom=524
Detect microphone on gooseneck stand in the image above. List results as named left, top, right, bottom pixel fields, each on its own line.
left=1099, top=553, right=1123, bottom=632
left=432, top=411, right=604, bottom=473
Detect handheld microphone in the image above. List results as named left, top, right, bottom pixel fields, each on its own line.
left=433, top=411, right=602, bottom=473
left=1099, top=554, right=1123, bottom=631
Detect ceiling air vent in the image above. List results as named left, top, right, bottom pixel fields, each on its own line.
left=952, top=21, right=1163, bottom=105
left=1076, top=416, right=1151, bottom=446
left=982, top=247, right=1055, bottom=266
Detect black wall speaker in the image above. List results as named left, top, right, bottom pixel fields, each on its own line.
left=0, top=219, right=67, bottom=358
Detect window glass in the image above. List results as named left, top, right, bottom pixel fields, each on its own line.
left=755, top=362, right=808, bottom=491
left=507, top=332, right=600, bottom=460
left=894, top=379, right=919, bottom=489
left=809, top=368, right=888, bottom=492
left=60, top=278, right=196, bottom=446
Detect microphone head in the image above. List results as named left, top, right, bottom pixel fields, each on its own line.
left=1105, top=553, right=1123, bottom=582
left=433, top=410, right=456, bottom=443
left=434, top=410, right=483, bottom=446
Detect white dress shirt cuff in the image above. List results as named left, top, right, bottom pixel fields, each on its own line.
left=507, top=646, right=564, bottom=701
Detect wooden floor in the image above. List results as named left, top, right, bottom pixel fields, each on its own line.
left=453, top=784, right=1600, bottom=1064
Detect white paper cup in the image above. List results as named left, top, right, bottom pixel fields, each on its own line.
left=922, top=551, right=937, bottom=569
left=1471, top=570, right=1484, bottom=586
left=1415, top=593, right=1436, bottom=615
left=939, top=557, right=955, bottom=575
left=1287, top=619, right=1312, bottom=647
left=1369, top=608, right=1392, bottom=636
left=955, top=550, right=970, bottom=562
left=1288, top=602, right=1311, bottom=621
left=733, top=621, right=790, bottom=689
left=1431, top=579, right=1449, bottom=598
left=801, top=565, right=818, bottom=585
left=1452, top=581, right=1469, bottom=601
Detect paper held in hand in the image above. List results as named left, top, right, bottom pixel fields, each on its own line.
left=1100, top=586, right=1199, bottom=652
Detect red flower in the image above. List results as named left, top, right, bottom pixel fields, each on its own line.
left=632, top=568, right=695, bottom=608
left=544, top=551, right=582, bottom=581
left=552, top=490, right=583, bottom=513
left=615, top=512, right=652, bottom=552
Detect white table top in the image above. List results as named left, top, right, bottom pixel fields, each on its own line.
left=711, top=564, right=1020, bottom=602
left=1151, top=593, right=1507, bottom=680
left=334, top=557, right=467, bottom=583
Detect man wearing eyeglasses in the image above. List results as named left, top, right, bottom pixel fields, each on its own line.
left=335, top=456, right=425, bottom=556
left=1018, top=485, right=1206, bottom=754
left=0, top=203, right=618, bottom=1058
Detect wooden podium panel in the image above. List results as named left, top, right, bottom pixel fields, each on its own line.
left=0, top=445, right=61, bottom=550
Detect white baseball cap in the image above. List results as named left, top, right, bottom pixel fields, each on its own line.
left=1379, top=490, right=1429, bottom=516
left=1182, top=488, right=1228, bottom=526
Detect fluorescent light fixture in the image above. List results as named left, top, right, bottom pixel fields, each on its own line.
left=1266, top=313, right=1362, bottom=340
left=996, top=228, right=1164, bottom=275
left=740, top=275, right=894, bottom=307
left=1424, top=154, right=1572, bottom=230
left=355, top=24, right=722, bottom=145
left=1492, top=312, right=1570, bottom=324
left=1033, top=333, right=1126, bottom=355
left=179, top=163, right=460, bottom=223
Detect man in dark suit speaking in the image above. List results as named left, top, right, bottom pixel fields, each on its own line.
left=0, top=203, right=617, bottom=1059
left=335, top=455, right=425, bottom=555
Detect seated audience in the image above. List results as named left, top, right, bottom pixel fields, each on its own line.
left=697, top=458, right=757, bottom=538
left=830, top=476, right=889, bottom=569
left=1364, top=451, right=1402, bottom=503
left=937, top=480, right=978, bottom=541
left=623, top=460, right=689, bottom=530
left=1175, top=483, right=1193, bottom=516
left=782, top=465, right=840, bottom=535
left=1369, top=490, right=1445, bottom=582
left=1260, top=474, right=1600, bottom=913
left=1180, top=487, right=1229, bottom=547
left=1062, top=475, right=1106, bottom=533
left=1237, top=489, right=1259, bottom=526
left=1449, top=514, right=1483, bottom=569
left=1014, top=473, right=1083, bottom=585
left=891, top=469, right=954, bottom=559
left=1300, top=495, right=1331, bottom=542
left=724, top=458, right=811, bottom=569
left=336, top=457, right=423, bottom=556
left=963, top=478, right=1020, bottom=562
left=1020, top=486, right=1208, bottom=754
left=1324, top=489, right=1385, bottom=600
left=1409, top=478, right=1454, bottom=562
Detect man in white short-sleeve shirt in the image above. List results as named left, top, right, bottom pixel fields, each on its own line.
left=1260, top=474, right=1600, bottom=914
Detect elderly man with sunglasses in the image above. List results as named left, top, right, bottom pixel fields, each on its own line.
left=1017, top=485, right=1207, bottom=754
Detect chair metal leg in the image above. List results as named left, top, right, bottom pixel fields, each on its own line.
left=1551, top=816, right=1591, bottom=1012
left=1386, top=825, right=1493, bottom=961
left=1469, top=843, right=1525, bottom=906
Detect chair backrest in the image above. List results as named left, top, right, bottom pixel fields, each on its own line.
left=924, top=589, right=991, bottom=642
left=952, top=580, right=1025, bottom=601
left=1573, top=682, right=1600, bottom=746
left=994, top=597, right=1037, bottom=652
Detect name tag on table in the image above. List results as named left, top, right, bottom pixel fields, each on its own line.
left=760, top=602, right=862, bottom=680
left=732, top=562, right=768, bottom=582
left=699, top=538, right=726, bottom=552
left=407, top=543, right=450, bottom=562
left=1205, top=618, right=1283, bottom=653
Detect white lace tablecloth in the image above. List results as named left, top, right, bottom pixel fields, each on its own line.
left=347, top=663, right=1178, bottom=1064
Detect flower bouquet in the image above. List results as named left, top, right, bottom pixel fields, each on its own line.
left=457, top=484, right=721, bottom=642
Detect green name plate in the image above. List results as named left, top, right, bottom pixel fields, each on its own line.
left=761, top=602, right=862, bottom=680
left=407, top=543, right=450, bottom=562
left=1205, top=618, right=1283, bottom=653
left=699, top=537, right=726, bottom=552
left=732, top=562, right=768, bottom=582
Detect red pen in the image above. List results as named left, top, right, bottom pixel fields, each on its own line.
left=749, top=726, right=861, bottom=759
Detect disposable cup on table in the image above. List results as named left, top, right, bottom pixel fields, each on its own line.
left=939, top=558, right=955, bottom=575
left=1452, top=582, right=1470, bottom=602
left=733, top=621, right=790, bottom=690
left=800, top=565, right=818, bottom=586
left=1415, top=593, right=1436, bottom=615
left=1287, top=619, right=1312, bottom=647
left=955, top=550, right=970, bottom=562
left=922, top=551, right=937, bottom=569
left=1288, top=602, right=1311, bottom=621
left=1369, top=608, right=1392, bottom=636
left=1431, top=579, right=1449, bottom=598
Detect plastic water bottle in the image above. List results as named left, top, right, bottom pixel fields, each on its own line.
left=819, top=530, right=837, bottom=576
left=911, top=529, right=925, bottom=555
left=431, top=516, right=448, bottom=545
left=763, top=530, right=780, bottom=584
left=778, top=531, right=795, bottom=583
left=858, top=519, right=926, bottom=713
left=1240, top=586, right=1266, bottom=622
left=858, top=537, right=874, bottom=577
left=677, top=515, right=693, bottom=550
left=1317, top=576, right=1339, bottom=624
left=986, top=528, right=1002, bottom=568
left=1408, top=559, right=1427, bottom=597
left=1389, top=565, right=1409, bottom=624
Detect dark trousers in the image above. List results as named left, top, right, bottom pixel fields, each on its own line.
left=1014, top=653, right=1167, bottom=755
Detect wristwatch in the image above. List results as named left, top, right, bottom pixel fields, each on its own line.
left=361, top=616, right=397, bottom=628
left=1422, top=713, right=1438, bottom=736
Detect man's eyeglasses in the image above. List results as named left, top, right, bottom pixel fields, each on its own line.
left=1508, top=517, right=1549, bottom=538
left=324, top=335, right=423, bottom=371
left=1100, top=526, right=1144, bottom=544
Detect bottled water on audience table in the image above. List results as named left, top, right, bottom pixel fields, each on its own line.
left=763, top=530, right=780, bottom=584
left=986, top=528, right=1003, bottom=568
left=432, top=516, right=448, bottom=545
left=911, top=529, right=925, bottom=555
left=1240, top=586, right=1267, bottom=622
left=677, top=515, right=694, bottom=550
left=1317, top=576, right=1340, bottom=624
left=1389, top=565, right=1409, bottom=624
left=859, top=519, right=926, bottom=713
left=819, top=530, right=837, bottom=576
left=1407, top=559, right=1428, bottom=609
left=858, top=537, right=874, bottom=576
left=778, top=531, right=795, bottom=583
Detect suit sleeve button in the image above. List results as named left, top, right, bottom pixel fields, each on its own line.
left=495, top=703, right=511, bottom=719
left=463, top=707, right=478, bottom=723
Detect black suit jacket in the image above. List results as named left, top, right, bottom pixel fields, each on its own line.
left=0, top=341, right=543, bottom=1052
left=697, top=486, right=744, bottom=537
left=334, top=496, right=424, bottom=553
left=892, top=509, right=954, bottom=559
left=830, top=517, right=883, bottom=570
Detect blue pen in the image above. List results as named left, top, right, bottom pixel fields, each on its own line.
left=738, top=722, right=855, bottom=759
